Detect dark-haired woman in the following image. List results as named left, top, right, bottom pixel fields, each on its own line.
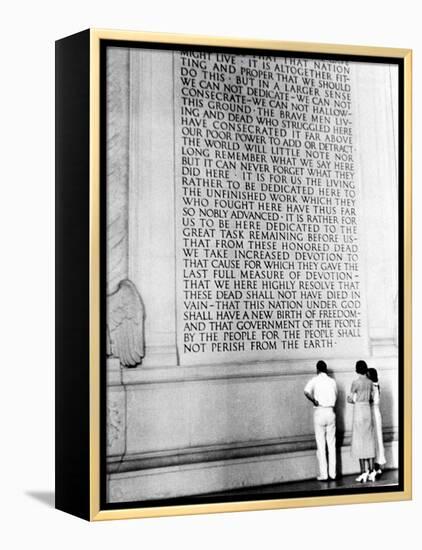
left=348, top=360, right=375, bottom=482
left=367, top=368, right=386, bottom=477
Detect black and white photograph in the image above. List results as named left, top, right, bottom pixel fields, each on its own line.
left=4, top=0, right=422, bottom=545
left=104, top=42, right=404, bottom=507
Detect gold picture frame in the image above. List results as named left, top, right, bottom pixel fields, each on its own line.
left=55, top=28, right=412, bottom=521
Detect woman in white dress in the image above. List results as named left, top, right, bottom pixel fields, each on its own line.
left=367, top=368, right=386, bottom=477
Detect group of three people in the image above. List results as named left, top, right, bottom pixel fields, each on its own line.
left=304, top=359, right=385, bottom=483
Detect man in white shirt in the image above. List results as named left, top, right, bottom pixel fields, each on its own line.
left=304, top=360, right=338, bottom=481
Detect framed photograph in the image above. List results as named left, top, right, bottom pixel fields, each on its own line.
left=55, top=29, right=412, bottom=521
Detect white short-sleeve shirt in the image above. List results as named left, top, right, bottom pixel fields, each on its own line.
left=304, top=373, right=338, bottom=407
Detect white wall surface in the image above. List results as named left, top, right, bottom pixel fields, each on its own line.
left=0, top=0, right=420, bottom=548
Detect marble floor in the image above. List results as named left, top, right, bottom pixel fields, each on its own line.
left=188, top=469, right=399, bottom=501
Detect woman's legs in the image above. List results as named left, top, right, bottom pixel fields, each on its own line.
left=356, top=459, right=370, bottom=482
left=374, top=462, right=383, bottom=475
left=356, top=458, right=378, bottom=482
left=367, top=458, right=377, bottom=481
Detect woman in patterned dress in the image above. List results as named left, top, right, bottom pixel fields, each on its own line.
left=348, top=360, right=376, bottom=482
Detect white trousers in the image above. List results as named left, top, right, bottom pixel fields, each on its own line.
left=314, top=407, right=336, bottom=479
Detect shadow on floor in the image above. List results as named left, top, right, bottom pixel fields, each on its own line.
left=25, top=491, right=55, bottom=508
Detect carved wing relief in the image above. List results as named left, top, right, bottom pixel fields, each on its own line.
left=107, top=279, right=145, bottom=367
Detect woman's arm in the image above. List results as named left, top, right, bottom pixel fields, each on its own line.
left=347, top=380, right=357, bottom=404
left=372, top=385, right=380, bottom=405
